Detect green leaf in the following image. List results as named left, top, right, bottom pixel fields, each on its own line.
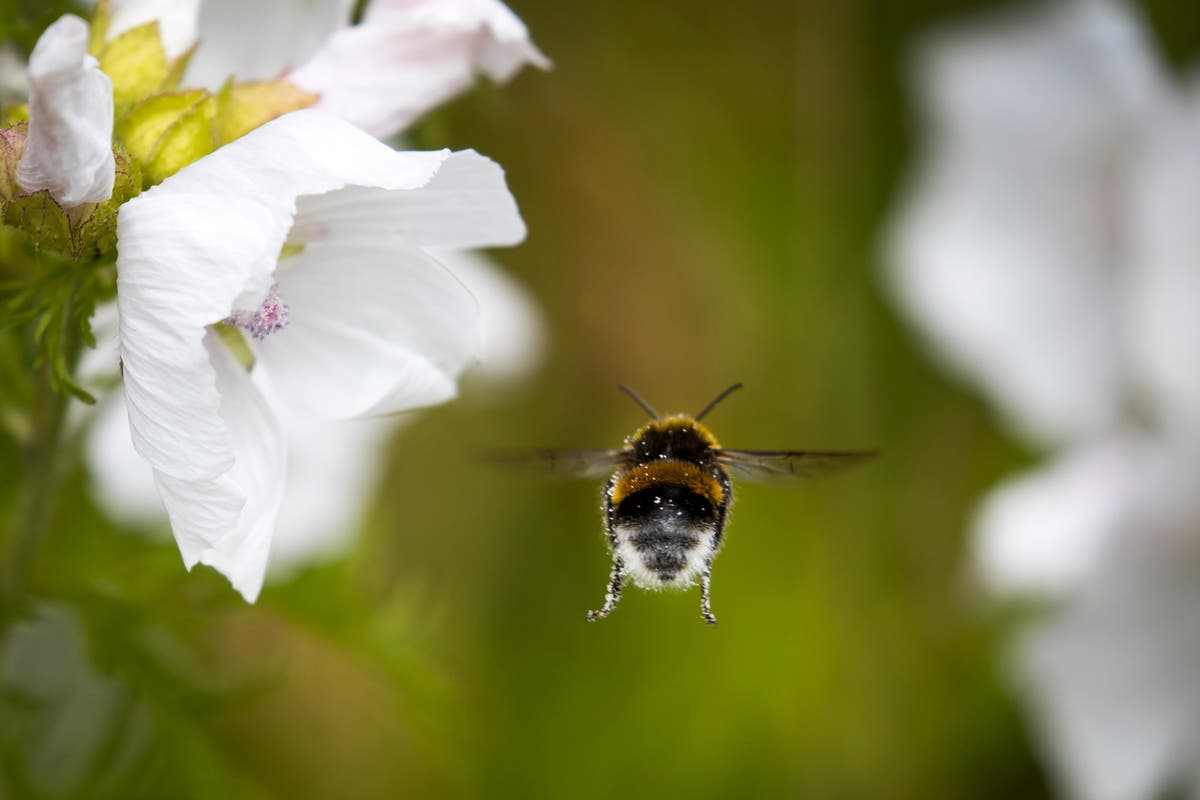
left=163, top=43, right=197, bottom=92
left=116, top=90, right=215, bottom=185
left=73, top=152, right=141, bottom=258
left=98, top=21, right=170, bottom=118
left=3, top=191, right=74, bottom=255
left=88, top=0, right=112, bottom=56
left=214, top=80, right=317, bottom=146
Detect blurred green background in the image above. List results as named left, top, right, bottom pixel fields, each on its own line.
left=3, top=0, right=1200, bottom=798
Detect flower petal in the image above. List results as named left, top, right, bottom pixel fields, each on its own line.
left=153, top=334, right=285, bottom=601
left=1017, top=549, right=1200, bottom=800
left=16, top=15, right=114, bottom=207
left=107, top=0, right=201, bottom=60
left=0, top=43, right=28, bottom=105
left=184, top=0, right=355, bottom=88
left=289, top=0, right=548, bottom=139
left=146, top=110, right=450, bottom=217
left=431, top=248, right=545, bottom=385
left=117, top=191, right=281, bottom=481
left=86, top=390, right=166, bottom=527
left=263, top=380, right=400, bottom=571
left=258, top=240, right=481, bottom=418
left=287, top=148, right=526, bottom=251
left=972, top=438, right=1145, bottom=597
left=86, top=377, right=398, bottom=578
left=1127, top=89, right=1200, bottom=437
left=884, top=0, right=1168, bottom=447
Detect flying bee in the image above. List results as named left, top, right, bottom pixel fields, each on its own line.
left=498, top=383, right=874, bottom=625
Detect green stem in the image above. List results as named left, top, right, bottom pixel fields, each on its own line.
left=5, top=279, right=82, bottom=596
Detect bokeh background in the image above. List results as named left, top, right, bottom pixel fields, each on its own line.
left=3, top=0, right=1200, bottom=797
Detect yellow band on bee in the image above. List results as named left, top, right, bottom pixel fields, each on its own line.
left=611, top=459, right=725, bottom=508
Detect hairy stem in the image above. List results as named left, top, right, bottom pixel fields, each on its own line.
left=5, top=278, right=83, bottom=596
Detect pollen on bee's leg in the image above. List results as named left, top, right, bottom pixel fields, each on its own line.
left=587, top=557, right=625, bottom=622
left=700, top=561, right=717, bottom=626
left=226, top=283, right=290, bottom=341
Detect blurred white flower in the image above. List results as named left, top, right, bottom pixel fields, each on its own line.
left=16, top=14, right=114, bottom=207
left=0, top=43, right=28, bottom=105
left=887, top=1, right=1200, bottom=798
left=115, top=109, right=525, bottom=600
left=117, top=0, right=547, bottom=140
left=885, top=0, right=1168, bottom=449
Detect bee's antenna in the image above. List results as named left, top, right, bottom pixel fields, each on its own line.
left=695, top=382, right=744, bottom=421
left=618, top=385, right=659, bottom=420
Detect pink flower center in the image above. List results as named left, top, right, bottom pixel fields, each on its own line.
left=227, top=284, right=290, bottom=341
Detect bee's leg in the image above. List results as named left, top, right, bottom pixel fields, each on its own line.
left=586, top=557, right=625, bottom=622
left=700, top=560, right=717, bottom=626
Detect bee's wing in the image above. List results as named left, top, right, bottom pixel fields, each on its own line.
left=481, top=448, right=629, bottom=479
left=715, top=449, right=876, bottom=482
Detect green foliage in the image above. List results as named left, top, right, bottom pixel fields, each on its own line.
left=0, top=240, right=114, bottom=405
left=213, top=81, right=317, bottom=147
left=0, top=0, right=92, bottom=57
left=117, top=90, right=217, bottom=185
left=95, top=22, right=179, bottom=120
left=0, top=125, right=142, bottom=262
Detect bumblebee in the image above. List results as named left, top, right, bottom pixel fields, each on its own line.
left=504, top=384, right=873, bottom=625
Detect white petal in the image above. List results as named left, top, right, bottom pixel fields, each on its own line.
left=258, top=240, right=481, bottom=418
left=16, top=15, right=114, bottom=208
left=1016, top=549, right=1200, bottom=800
left=1127, top=89, right=1200, bottom=437
left=86, top=378, right=396, bottom=578
left=431, top=249, right=545, bottom=384
left=263, top=379, right=401, bottom=571
left=185, top=0, right=355, bottom=88
left=152, top=334, right=285, bottom=602
left=86, top=389, right=166, bottom=527
left=287, top=148, right=526, bottom=251
left=147, top=110, right=449, bottom=217
left=106, top=0, right=200, bottom=60
left=290, top=0, right=548, bottom=139
left=117, top=191, right=281, bottom=481
left=973, top=438, right=1146, bottom=597
left=884, top=0, right=1167, bottom=447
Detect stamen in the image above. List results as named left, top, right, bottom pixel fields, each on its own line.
left=226, top=283, right=290, bottom=341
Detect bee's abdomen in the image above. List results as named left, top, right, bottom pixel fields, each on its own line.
left=611, top=484, right=720, bottom=586
left=614, top=484, right=716, bottom=527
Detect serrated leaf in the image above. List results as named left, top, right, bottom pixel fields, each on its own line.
left=99, top=22, right=170, bottom=118
left=74, top=152, right=142, bottom=257
left=4, top=192, right=74, bottom=255
left=214, top=80, right=317, bottom=146
left=117, top=90, right=215, bottom=185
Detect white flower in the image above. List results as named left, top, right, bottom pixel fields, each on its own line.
left=887, top=1, right=1200, bottom=798
left=115, top=109, right=525, bottom=600
left=0, top=43, right=28, bottom=106
left=85, top=245, right=543, bottom=575
left=16, top=14, right=115, bottom=207
left=113, top=0, right=548, bottom=140
left=287, top=0, right=550, bottom=139
left=885, top=0, right=1167, bottom=449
